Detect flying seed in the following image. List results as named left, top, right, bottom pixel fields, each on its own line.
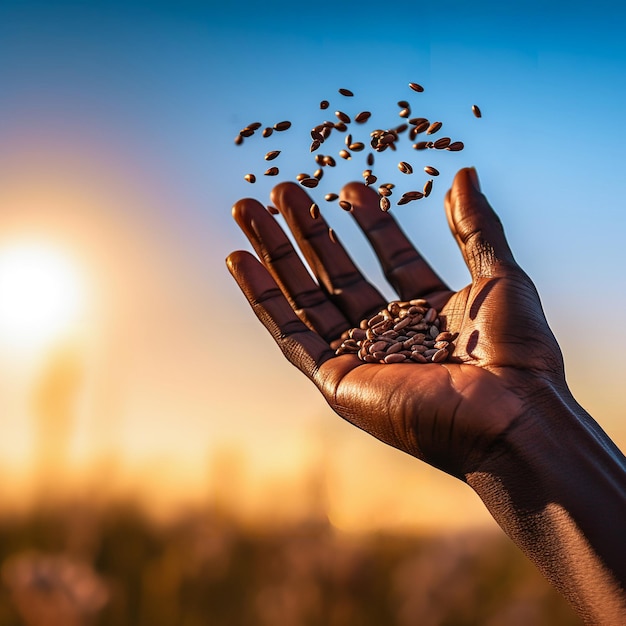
left=310, top=203, right=320, bottom=219
left=323, top=155, right=337, bottom=167
left=447, top=141, right=465, bottom=151
left=334, top=121, right=348, bottom=132
left=310, top=139, right=321, bottom=152
left=267, top=205, right=279, bottom=215
left=424, top=166, right=439, bottom=176
left=274, top=121, right=292, bottom=131
left=378, top=186, right=392, bottom=197
left=472, top=104, right=482, bottom=118
left=433, top=137, right=451, bottom=149
left=380, top=196, right=391, bottom=212
left=265, top=150, right=281, bottom=160
left=413, top=142, right=428, bottom=150
left=320, top=100, right=329, bottom=109
left=398, top=161, right=413, bottom=174
left=339, top=88, right=354, bottom=96
left=413, top=120, right=430, bottom=134
left=367, top=153, right=374, bottom=166
left=244, top=173, right=256, bottom=183
left=296, top=173, right=309, bottom=181
left=349, top=142, right=365, bottom=151
left=335, top=111, right=351, bottom=123
left=240, top=128, right=254, bottom=137
left=408, top=82, right=424, bottom=92
left=235, top=135, right=243, bottom=145
left=264, top=167, right=279, bottom=176
left=355, top=111, right=371, bottom=123
left=339, top=200, right=352, bottom=211
left=397, top=100, right=410, bottom=108
left=325, top=193, right=338, bottom=201
left=300, top=177, right=319, bottom=188
left=314, top=168, right=323, bottom=180
left=399, top=108, right=410, bottom=118
left=426, top=121, right=442, bottom=135
left=262, top=127, right=273, bottom=137
left=339, top=149, right=351, bottom=160
left=423, top=179, right=433, bottom=197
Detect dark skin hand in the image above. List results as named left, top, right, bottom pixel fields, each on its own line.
left=227, top=167, right=626, bottom=623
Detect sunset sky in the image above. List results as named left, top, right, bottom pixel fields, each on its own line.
left=0, top=0, right=625, bottom=532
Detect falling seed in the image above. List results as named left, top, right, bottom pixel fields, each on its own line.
left=314, top=168, right=324, bottom=180
left=447, top=141, right=465, bottom=151
left=355, top=111, right=371, bottom=123
left=300, top=177, right=319, bottom=188
left=400, top=191, right=424, bottom=202
left=315, top=154, right=325, bottom=165
left=311, top=128, right=324, bottom=141
left=240, top=128, right=254, bottom=138
left=247, top=122, right=262, bottom=131
left=265, top=150, right=281, bottom=161
left=310, top=203, right=320, bottom=219
left=339, top=200, right=352, bottom=211
left=235, top=135, right=244, bottom=145
left=274, top=120, right=292, bottom=131
left=380, top=196, right=390, bottom=211
left=264, top=167, right=279, bottom=176
left=408, top=82, right=424, bottom=92
left=397, top=197, right=411, bottom=206
left=296, top=173, right=309, bottom=181
left=324, top=155, right=337, bottom=167
left=334, top=121, right=348, bottom=132
left=267, top=205, right=279, bottom=215
left=344, top=133, right=352, bottom=147
left=325, top=193, right=338, bottom=201
left=335, top=111, right=351, bottom=124
left=244, top=173, right=256, bottom=183
left=397, top=100, right=410, bottom=108
left=423, top=179, right=433, bottom=197
left=383, top=183, right=395, bottom=189
left=367, top=152, right=374, bottom=166
left=339, top=88, right=354, bottom=96
left=339, top=149, right=351, bottom=160
left=426, top=121, right=442, bottom=135
left=413, top=141, right=429, bottom=150
left=349, top=142, right=365, bottom=151
left=424, top=165, right=439, bottom=176
left=472, top=104, right=482, bottom=118
left=262, top=127, right=273, bottom=137
left=399, top=108, right=411, bottom=118
left=398, top=161, right=413, bottom=174
left=320, top=100, right=330, bottom=109
left=365, top=174, right=377, bottom=186
left=412, top=120, right=430, bottom=134
left=433, top=137, right=451, bottom=149
left=378, top=186, right=392, bottom=197
left=310, top=139, right=321, bottom=152
left=394, top=123, right=409, bottom=134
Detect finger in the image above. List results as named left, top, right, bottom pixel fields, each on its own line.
left=340, top=181, right=450, bottom=300
left=226, top=250, right=336, bottom=380
left=232, top=197, right=350, bottom=344
left=270, top=182, right=387, bottom=326
left=444, top=168, right=517, bottom=280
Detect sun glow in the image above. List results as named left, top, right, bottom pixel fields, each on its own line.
left=0, top=241, right=85, bottom=353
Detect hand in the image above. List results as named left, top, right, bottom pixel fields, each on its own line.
left=226, top=167, right=565, bottom=479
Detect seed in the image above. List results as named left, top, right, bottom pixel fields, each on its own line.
left=325, top=193, right=338, bottom=201
left=382, top=183, right=394, bottom=189
left=339, top=200, right=352, bottom=211
left=329, top=228, right=337, bottom=243
left=339, top=149, right=351, bottom=160
left=367, top=153, right=374, bottom=166
left=349, top=142, right=365, bottom=152
left=378, top=186, right=392, bottom=196
left=262, top=127, right=273, bottom=137
left=413, top=141, right=428, bottom=150
left=345, top=133, right=352, bottom=147
left=409, top=127, right=418, bottom=140
left=433, top=137, right=451, bottom=149
left=413, top=120, right=430, bottom=134
left=432, top=348, right=448, bottom=363
left=265, top=150, right=281, bottom=161
left=397, top=197, right=410, bottom=206
left=234, top=134, right=244, bottom=145
left=398, top=161, right=413, bottom=174
left=380, top=196, right=390, bottom=211
left=315, top=154, right=325, bottom=165
left=363, top=169, right=372, bottom=178
left=447, top=141, right=464, bottom=151
left=267, top=205, right=279, bottom=215
left=355, top=111, right=371, bottom=123
left=247, top=122, right=262, bottom=131
left=394, top=123, right=409, bottom=134
left=264, top=167, right=279, bottom=176
left=323, top=155, right=337, bottom=167
left=240, top=128, right=254, bottom=138
left=397, top=100, right=410, bottom=108
left=399, top=107, right=411, bottom=119
left=300, top=177, right=319, bottom=188
left=365, top=174, right=377, bottom=186
left=335, top=110, right=351, bottom=123
left=310, top=203, right=320, bottom=219
left=339, top=88, right=354, bottom=96
left=472, top=104, right=482, bottom=118
left=296, top=173, right=309, bottom=181
left=424, top=166, right=439, bottom=176
left=410, top=352, right=428, bottom=363
left=400, top=191, right=424, bottom=203
left=310, top=139, right=321, bottom=152
left=320, top=100, right=329, bottom=109
left=244, top=173, right=256, bottom=183
left=426, top=121, right=442, bottom=135
left=311, top=128, right=324, bottom=141
left=423, top=179, right=433, bottom=196
left=334, top=121, right=348, bottom=132
left=314, top=168, right=323, bottom=180
left=274, top=120, right=292, bottom=131
left=384, top=353, right=407, bottom=364
left=408, top=82, right=424, bottom=92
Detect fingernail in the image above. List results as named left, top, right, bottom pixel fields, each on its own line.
left=467, top=167, right=481, bottom=193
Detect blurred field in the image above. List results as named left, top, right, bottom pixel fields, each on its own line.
left=0, top=497, right=582, bottom=626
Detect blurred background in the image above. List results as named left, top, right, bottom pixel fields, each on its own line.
left=0, top=0, right=624, bottom=623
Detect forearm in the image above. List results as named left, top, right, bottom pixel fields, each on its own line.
left=465, top=389, right=626, bottom=625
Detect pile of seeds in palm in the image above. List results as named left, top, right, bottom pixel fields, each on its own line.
left=234, top=82, right=481, bottom=216
left=335, top=299, right=456, bottom=363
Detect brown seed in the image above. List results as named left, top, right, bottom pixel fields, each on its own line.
left=320, top=100, right=329, bottom=109
left=397, top=100, right=410, bottom=108
left=234, top=134, right=244, bottom=145
left=315, top=154, right=325, bottom=165
left=300, top=177, right=319, bottom=188
left=413, top=120, right=430, bottom=134
left=426, top=121, right=442, bottom=135
left=339, top=88, right=354, bottom=97
left=432, top=348, right=448, bottom=363
left=314, top=168, right=324, bottom=180
left=264, top=167, right=279, bottom=176
left=447, top=141, right=464, bottom=151
left=365, top=174, right=377, bottom=186
left=296, top=173, right=309, bottom=181
left=378, top=186, right=392, bottom=196
left=334, top=121, right=348, bottom=132
left=274, top=120, right=292, bottom=131
left=339, top=200, right=352, bottom=211
left=398, top=161, right=413, bottom=174
left=433, top=137, right=451, bottom=149
left=382, top=183, right=395, bottom=189
left=413, top=141, right=429, bottom=150
left=362, top=169, right=372, bottom=178
left=344, top=133, right=352, bottom=147
left=339, top=149, right=351, bottom=160
left=311, top=128, right=324, bottom=141
left=264, top=150, right=281, bottom=161
left=367, top=152, right=374, bottom=166
left=409, top=117, right=428, bottom=126
left=323, top=155, right=337, bottom=167
left=267, top=205, right=279, bottom=215
left=325, top=193, right=339, bottom=201
left=409, top=127, right=418, bottom=140
left=329, top=228, right=337, bottom=243
left=472, top=104, right=482, bottom=118
left=262, top=127, right=273, bottom=137
left=349, top=142, right=364, bottom=152
left=244, top=173, right=256, bottom=183
left=399, top=107, right=411, bottom=118
left=423, top=179, right=433, bottom=197
left=335, top=110, right=351, bottom=123
left=384, top=353, right=407, bottom=364
left=400, top=191, right=424, bottom=202
left=310, top=139, right=321, bottom=152
left=394, top=123, right=409, bottom=134
left=240, top=128, right=254, bottom=137
left=424, top=165, right=439, bottom=176
left=310, top=203, right=320, bottom=219
left=408, top=82, right=424, bottom=92
left=410, top=352, right=428, bottom=363
left=247, top=122, right=262, bottom=131
left=380, top=196, right=391, bottom=212
left=355, top=111, right=371, bottom=123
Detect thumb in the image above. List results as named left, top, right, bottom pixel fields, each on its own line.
left=444, top=167, right=517, bottom=280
